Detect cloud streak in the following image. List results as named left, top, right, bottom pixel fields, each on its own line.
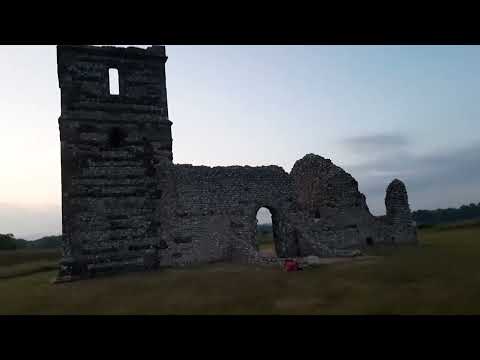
left=342, top=133, right=409, bottom=151
left=341, top=133, right=480, bottom=214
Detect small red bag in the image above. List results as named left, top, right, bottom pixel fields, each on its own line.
left=284, top=259, right=299, bottom=272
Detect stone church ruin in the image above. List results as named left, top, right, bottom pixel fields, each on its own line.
left=56, top=45, right=417, bottom=281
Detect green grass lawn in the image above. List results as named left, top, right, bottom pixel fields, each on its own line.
left=0, top=249, right=60, bottom=280
left=1, top=225, right=480, bottom=314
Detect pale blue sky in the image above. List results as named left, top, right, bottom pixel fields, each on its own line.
left=1, top=45, right=480, bottom=238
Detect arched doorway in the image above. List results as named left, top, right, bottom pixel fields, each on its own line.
left=255, top=207, right=276, bottom=256
left=252, top=204, right=298, bottom=258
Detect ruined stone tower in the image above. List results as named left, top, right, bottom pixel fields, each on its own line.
left=57, top=45, right=173, bottom=277
left=56, top=45, right=417, bottom=282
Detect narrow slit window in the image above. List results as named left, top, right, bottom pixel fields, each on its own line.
left=109, top=68, right=119, bottom=95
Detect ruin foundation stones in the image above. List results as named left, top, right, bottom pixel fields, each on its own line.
left=56, top=45, right=417, bottom=281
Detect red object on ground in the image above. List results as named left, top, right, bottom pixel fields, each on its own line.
left=284, top=259, right=299, bottom=272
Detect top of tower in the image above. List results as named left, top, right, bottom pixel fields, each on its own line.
left=147, top=45, right=166, bottom=56
left=57, top=45, right=167, bottom=59
left=57, top=45, right=169, bottom=118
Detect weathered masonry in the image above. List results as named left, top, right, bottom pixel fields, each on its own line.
left=56, top=45, right=417, bottom=281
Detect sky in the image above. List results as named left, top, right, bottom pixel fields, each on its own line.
left=1, top=45, right=480, bottom=238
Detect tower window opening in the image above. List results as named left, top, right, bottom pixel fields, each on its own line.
left=109, top=68, right=120, bottom=95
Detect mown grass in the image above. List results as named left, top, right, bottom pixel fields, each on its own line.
left=0, top=248, right=60, bottom=267
left=0, top=249, right=60, bottom=279
left=1, top=226, right=480, bottom=314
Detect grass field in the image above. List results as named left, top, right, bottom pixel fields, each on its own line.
left=0, top=248, right=60, bottom=280
left=1, top=225, right=480, bottom=314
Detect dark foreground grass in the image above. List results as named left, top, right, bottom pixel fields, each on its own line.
left=1, top=227, right=480, bottom=314
left=0, top=249, right=60, bottom=280
left=0, top=248, right=60, bottom=267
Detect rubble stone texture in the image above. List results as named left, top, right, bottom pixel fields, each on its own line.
left=56, top=45, right=417, bottom=281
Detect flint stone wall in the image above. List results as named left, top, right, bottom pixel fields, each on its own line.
left=161, top=164, right=296, bottom=266
left=56, top=45, right=417, bottom=280
left=57, top=45, right=173, bottom=278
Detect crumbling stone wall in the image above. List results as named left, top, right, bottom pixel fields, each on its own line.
left=289, top=154, right=417, bottom=250
left=383, top=179, right=417, bottom=244
left=163, top=164, right=297, bottom=266
left=56, top=45, right=417, bottom=281
left=290, top=154, right=377, bottom=251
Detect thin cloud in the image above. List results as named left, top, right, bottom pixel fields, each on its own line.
left=342, top=139, right=480, bottom=214
left=342, top=133, right=409, bottom=152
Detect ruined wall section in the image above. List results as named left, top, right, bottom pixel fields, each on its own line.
left=57, top=45, right=172, bottom=277
left=383, top=179, right=417, bottom=244
left=160, top=164, right=297, bottom=266
left=290, top=154, right=382, bottom=251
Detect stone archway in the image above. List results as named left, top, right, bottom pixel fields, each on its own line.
left=251, top=204, right=295, bottom=258
left=255, top=207, right=274, bottom=256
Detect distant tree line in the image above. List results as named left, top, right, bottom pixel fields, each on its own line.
left=0, top=234, right=62, bottom=251
left=3, top=201, right=480, bottom=251
left=256, top=203, right=480, bottom=229
left=412, top=202, right=480, bottom=226
left=257, top=223, right=272, bottom=234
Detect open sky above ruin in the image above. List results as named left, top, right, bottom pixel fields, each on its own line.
left=1, top=45, right=480, bottom=238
